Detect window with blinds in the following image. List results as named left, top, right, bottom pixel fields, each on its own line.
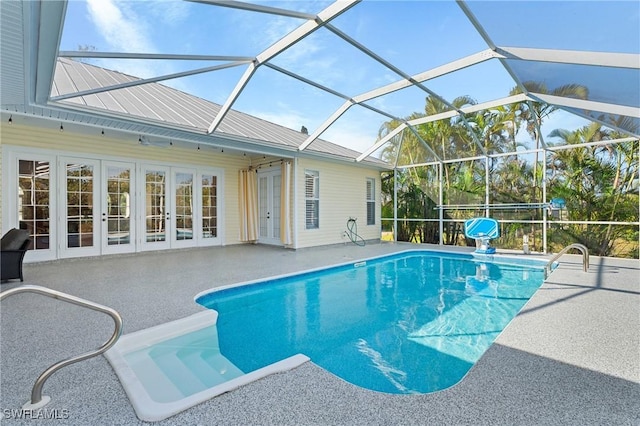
left=366, top=177, right=375, bottom=225
left=305, top=170, right=319, bottom=229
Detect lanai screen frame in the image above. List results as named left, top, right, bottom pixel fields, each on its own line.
left=381, top=134, right=639, bottom=256
left=23, top=0, right=640, bottom=255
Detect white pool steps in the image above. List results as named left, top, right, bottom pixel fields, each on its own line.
left=105, top=310, right=309, bottom=422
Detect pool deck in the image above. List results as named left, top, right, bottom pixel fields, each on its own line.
left=1, top=242, right=638, bottom=425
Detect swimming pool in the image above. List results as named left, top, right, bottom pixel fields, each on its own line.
left=196, top=250, right=547, bottom=395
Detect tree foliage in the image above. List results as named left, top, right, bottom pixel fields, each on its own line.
left=379, top=88, right=639, bottom=258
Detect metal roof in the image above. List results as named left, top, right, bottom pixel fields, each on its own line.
left=1, top=0, right=638, bottom=167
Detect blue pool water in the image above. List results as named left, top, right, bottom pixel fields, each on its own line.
left=196, top=251, right=547, bottom=394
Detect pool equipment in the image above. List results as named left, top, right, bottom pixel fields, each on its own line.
left=464, top=217, right=500, bottom=254
left=548, top=198, right=567, bottom=219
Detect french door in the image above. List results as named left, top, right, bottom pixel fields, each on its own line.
left=172, top=169, right=194, bottom=248
left=141, top=166, right=222, bottom=250
left=140, top=165, right=171, bottom=251
left=6, top=148, right=224, bottom=261
left=59, top=158, right=100, bottom=258
left=257, top=168, right=282, bottom=245
left=102, top=161, right=136, bottom=255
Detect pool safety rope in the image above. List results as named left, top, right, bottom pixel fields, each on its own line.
left=345, top=218, right=366, bottom=246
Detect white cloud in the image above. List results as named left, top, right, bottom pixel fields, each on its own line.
left=86, top=0, right=155, bottom=54
left=249, top=108, right=308, bottom=132
left=322, top=120, right=379, bottom=154
left=85, top=0, right=187, bottom=86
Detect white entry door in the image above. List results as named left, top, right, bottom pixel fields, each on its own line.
left=257, top=168, right=281, bottom=245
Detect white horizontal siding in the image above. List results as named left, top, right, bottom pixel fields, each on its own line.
left=0, top=123, right=249, bottom=245
left=296, top=158, right=381, bottom=249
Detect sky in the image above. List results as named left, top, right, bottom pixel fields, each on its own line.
left=59, top=0, right=639, bottom=155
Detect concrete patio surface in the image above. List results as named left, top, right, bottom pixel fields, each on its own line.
left=1, top=242, right=638, bottom=425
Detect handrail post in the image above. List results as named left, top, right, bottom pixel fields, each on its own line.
left=0, top=285, right=123, bottom=410
left=545, top=243, right=589, bottom=277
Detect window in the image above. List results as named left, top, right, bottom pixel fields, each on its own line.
left=18, top=159, right=51, bottom=250
left=201, top=174, right=217, bottom=238
left=305, top=170, right=319, bottom=229
left=366, top=178, right=375, bottom=225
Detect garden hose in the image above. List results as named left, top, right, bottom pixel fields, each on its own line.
left=346, top=218, right=366, bottom=247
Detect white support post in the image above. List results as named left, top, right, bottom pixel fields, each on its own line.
left=438, top=162, right=444, bottom=246
left=485, top=156, right=490, bottom=218
left=542, top=150, right=548, bottom=254
left=393, top=168, right=398, bottom=243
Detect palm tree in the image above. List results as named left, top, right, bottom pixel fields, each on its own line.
left=510, top=81, right=589, bottom=199
left=547, top=123, right=638, bottom=256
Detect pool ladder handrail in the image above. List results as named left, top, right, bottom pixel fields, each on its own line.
left=0, top=285, right=123, bottom=410
left=545, top=243, right=589, bottom=277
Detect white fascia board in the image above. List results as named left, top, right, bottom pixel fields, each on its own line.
left=531, top=93, right=640, bottom=118
left=299, top=101, right=353, bottom=151
left=356, top=123, right=406, bottom=162
left=498, top=47, right=640, bottom=69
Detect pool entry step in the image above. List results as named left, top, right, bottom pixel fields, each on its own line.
left=105, top=310, right=309, bottom=422
left=123, top=326, right=244, bottom=403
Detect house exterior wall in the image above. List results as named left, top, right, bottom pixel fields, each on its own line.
left=295, top=157, right=381, bottom=249
left=0, top=123, right=249, bottom=247
left=1, top=123, right=383, bottom=257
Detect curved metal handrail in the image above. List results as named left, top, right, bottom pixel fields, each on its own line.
left=545, top=243, right=589, bottom=277
left=0, top=285, right=123, bottom=409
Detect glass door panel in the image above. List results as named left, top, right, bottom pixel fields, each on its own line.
left=174, top=171, right=193, bottom=242
left=201, top=174, right=218, bottom=240
left=141, top=166, right=170, bottom=250
left=18, top=159, right=51, bottom=251
left=103, top=162, right=135, bottom=254
left=60, top=158, right=100, bottom=258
